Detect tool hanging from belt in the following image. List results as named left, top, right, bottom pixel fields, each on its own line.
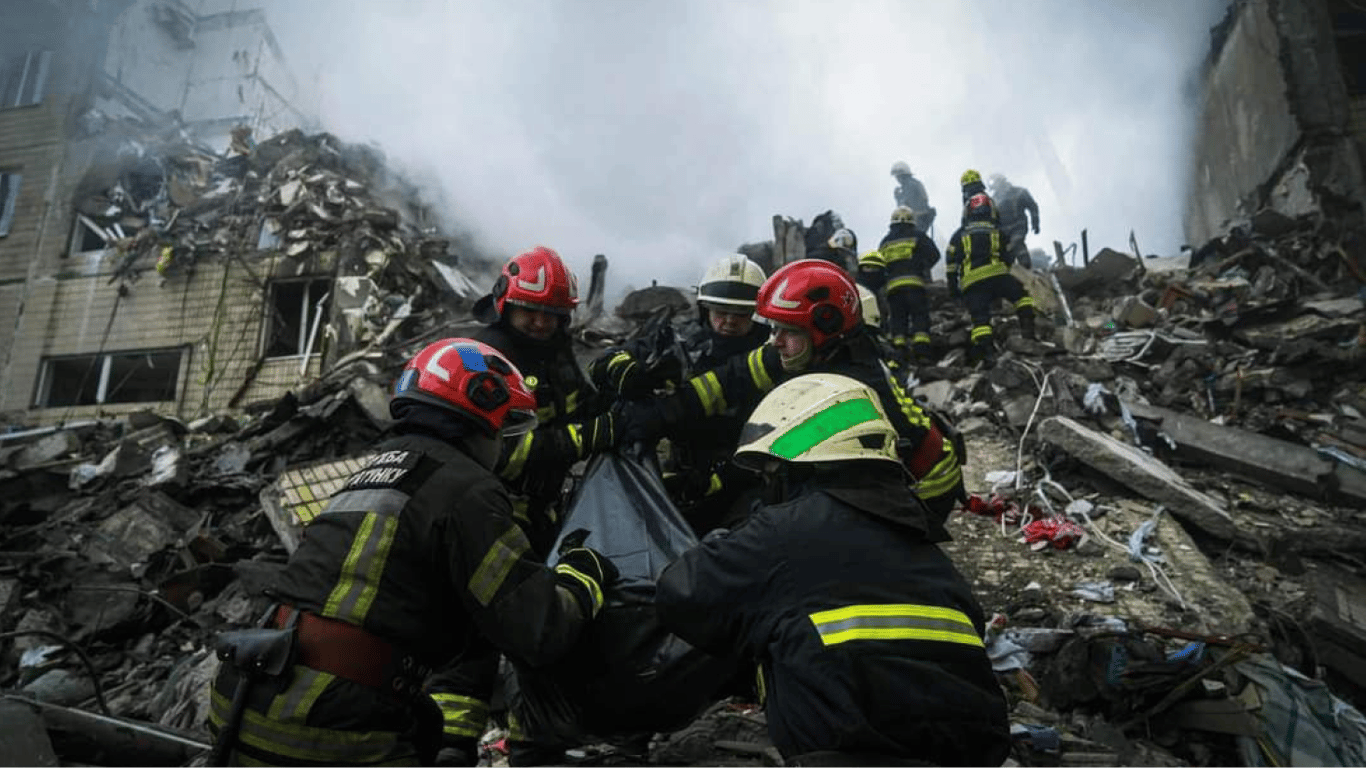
left=209, top=603, right=436, bottom=765
left=209, top=604, right=299, bottom=766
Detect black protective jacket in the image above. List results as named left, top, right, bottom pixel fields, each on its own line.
left=664, top=331, right=964, bottom=515
left=212, top=427, right=592, bottom=765
left=994, top=184, right=1040, bottom=237
left=877, top=221, right=940, bottom=292
left=270, top=431, right=590, bottom=667
left=656, top=469, right=1010, bottom=765
left=893, top=175, right=930, bottom=212
left=473, top=322, right=602, bottom=549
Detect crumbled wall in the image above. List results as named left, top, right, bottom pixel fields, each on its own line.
left=1185, top=0, right=1366, bottom=246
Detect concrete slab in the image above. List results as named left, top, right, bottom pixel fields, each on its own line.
left=1037, top=416, right=1236, bottom=540
left=11, top=431, right=81, bottom=471
left=0, top=698, right=59, bottom=766
left=1124, top=400, right=1366, bottom=507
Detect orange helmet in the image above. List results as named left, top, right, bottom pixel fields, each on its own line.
left=391, top=338, right=538, bottom=436
left=755, top=259, right=862, bottom=350
left=491, top=246, right=579, bottom=318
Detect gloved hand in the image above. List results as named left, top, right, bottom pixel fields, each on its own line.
left=566, top=412, right=618, bottom=459
left=588, top=350, right=649, bottom=399
left=554, top=547, right=619, bottom=618
left=947, top=275, right=961, bottom=301
left=615, top=399, right=670, bottom=446
left=1032, top=223, right=1040, bottom=235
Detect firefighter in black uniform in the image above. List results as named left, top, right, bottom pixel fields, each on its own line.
left=622, top=259, right=967, bottom=530
left=207, top=338, right=616, bottom=766
left=874, top=205, right=941, bottom=365
left=655, top=374, right=1010, bottom=767
left=433, top=246, right=618, bottom=765
left=588, top=254, right=769, bottom=533
left=890, top=160, right=936, bottom=234
left=946, top=194, right=1038, bottom=368
left=989, top=173, right=1041, bottom=270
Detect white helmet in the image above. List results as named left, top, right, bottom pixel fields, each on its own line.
left=891, top=206, right=916, bottom=224
left=735, top=374, right=899, bottom=469
left=697, top=254, right=767, bottom=309
left=827, top=228, right=857, bottom=253
left=987, top=173, right=1008, bottom=195
left=857, top=284, right=882, bottom=327
left=890, top=161, right=911, bottom=177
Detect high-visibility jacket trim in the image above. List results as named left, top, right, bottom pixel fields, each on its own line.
left=809, top=603, right=984, bottom=648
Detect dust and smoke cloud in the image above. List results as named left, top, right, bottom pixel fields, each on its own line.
left=269, top=0, right=1229, bottom=296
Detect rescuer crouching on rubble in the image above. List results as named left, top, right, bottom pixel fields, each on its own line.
left=655, top=374, right=1011, bottom=767
left=206, top=338, right=617, bottom=766
left=435, top=246, right=622, bottom=765
left=620, top=259, right=967, bottom=530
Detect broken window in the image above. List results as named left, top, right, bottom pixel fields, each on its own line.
left=68, top=214, right=111, bottom=255
left=0, top=172, right=19, bottom=238
left=34, top=348, right=184, bottom=408
left=1, top=51, right=52, bottom=109
left=264, top=278, right=331, bottom=357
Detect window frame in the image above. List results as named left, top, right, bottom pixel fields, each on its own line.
left=1, top=50, right=53, bottom=109
left=0, top=171, right=21, bottom=238
left=33, top=346, right=187, bottom=409
left=262, top=277, right=333, bottom=359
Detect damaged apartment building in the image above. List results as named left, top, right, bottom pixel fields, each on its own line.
left=0, top=0, right=371, bottom=432
left=1186, top=0, right=1366, bottom=248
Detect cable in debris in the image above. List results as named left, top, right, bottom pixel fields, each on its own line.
left=0, top=630, right=111, bottom=715
left=1014, top=368, right=1056, bottom=492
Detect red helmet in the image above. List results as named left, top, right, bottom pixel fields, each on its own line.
left=755, top=259, right=862, bottom=350
left=964, top=193, right=996, bottom=222
left=391, top=338, right=538, bottom=436
left=492, top=246, right=579, bottom=317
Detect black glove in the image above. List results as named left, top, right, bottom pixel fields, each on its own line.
left=589, top=350, right=649, bottom=399
left=554, top=547, right=619, bottom=618
left=567, top=413, right=617, bottom=459
left=616, top=399, right=670, bottom=446
left=1032, top=222, right=1040, bottom=235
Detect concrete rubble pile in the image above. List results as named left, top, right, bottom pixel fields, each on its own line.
left=896, top=211, right=1366, bottom=766
left=0, top=125, right=509, bottom=765
left=4, top=152, right=1366, bottom=764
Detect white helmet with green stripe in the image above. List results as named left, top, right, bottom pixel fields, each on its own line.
left=734, top=374, right=899, bottom=469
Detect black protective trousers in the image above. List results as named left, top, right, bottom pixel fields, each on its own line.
left=887, top=286, right=932, bottom=346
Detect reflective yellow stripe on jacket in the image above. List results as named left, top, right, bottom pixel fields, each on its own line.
left=959, top=225, right=1008, bottom=289
left=431, top=692, right=489, bottom=740
left=809, top=604, right=984, bottom=648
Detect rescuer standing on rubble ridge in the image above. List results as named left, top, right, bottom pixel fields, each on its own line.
left=430, top=246, right=621, bottom=765
left=988, top=173, right=1041, bottom=270
left=206, top=339, right=617, bottom=767
left=588, top=254, right=770, bottom=533
left=890, top=160, right=936, bottom=234
left=946, top=193, right=1038, bottom=368
left=871, top=205, right=941, bottom=365
left=655, top=374, right=1011, bottom=767
left=620, top=259, right=967, bottom=530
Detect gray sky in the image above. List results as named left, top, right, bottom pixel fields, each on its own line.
left=268, top=0, right=1229, bottom=295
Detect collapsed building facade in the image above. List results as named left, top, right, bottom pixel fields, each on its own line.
left=0, top=0, right=468, bottom=432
